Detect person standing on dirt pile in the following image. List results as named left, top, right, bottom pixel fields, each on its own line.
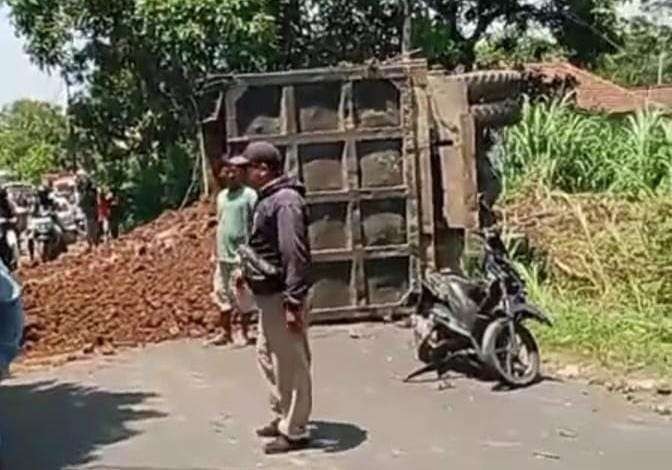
left=0, top=188, right=18, bottom=270
left=97, top=186, right=112, bottom=243
left=238, top=141, right=313, bottom=455
left=206, top=155, right=258, bottom=348
left=107, top=188, right=121, bottom=239
left=0, top=188, right=15, bottom=221
left=76, top=170, right=99, bottom=250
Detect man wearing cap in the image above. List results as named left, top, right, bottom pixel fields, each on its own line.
left=207, top=154, right=258, bottom=347
left=238, top=141, right=313, bottom=454
left=75, top=170, right=99, bottom=250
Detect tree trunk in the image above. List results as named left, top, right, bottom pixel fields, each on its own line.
left=279, top=0, right=302, bottom=68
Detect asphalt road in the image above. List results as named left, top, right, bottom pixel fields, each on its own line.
left=1, top=324, right=670, bottom=470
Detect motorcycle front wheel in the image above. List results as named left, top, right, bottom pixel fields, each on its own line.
left=482, top=319, right=540, bottom=387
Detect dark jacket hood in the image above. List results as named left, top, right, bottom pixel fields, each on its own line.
left=259, top=175, right=306, bottom=200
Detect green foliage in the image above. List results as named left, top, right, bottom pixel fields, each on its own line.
left=641, top=0, right=672, bottom=11
left=502, top=97, right=672, bottom=196
left=475, top=34, right=569, bottom=68
left=502, top=99, right=672, bottom=377
left=5, top=0, right=276, bottom=227
left=285, top=0, right=403, bottom=67
left=514, top=221, right=672, bottom=377
left=0, top=100, right=67, bottom=183
left=411, top=0, right=622, bottom=67
left=547, top=0, right=622, bottom=65
left=595, top=17, right=672, bottom=86
left=526, top=275, right=672, bottom=377
left=136, top=0, right=276, bottom=76
left=3, top=0, right=627, bottom=226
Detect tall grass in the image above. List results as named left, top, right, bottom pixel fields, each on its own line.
left=501, top=99, right=672, bottom=377
left=516, top=258, right=672, bottom=376
left=502, top=97, right=672, bottom=197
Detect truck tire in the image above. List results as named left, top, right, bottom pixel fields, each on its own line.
left=455, top=71, right=522, bottom=104
left=471, top=99, right=522, bottom=129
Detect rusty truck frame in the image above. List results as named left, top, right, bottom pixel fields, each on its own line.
left=200, top=59, right=522, bottom=322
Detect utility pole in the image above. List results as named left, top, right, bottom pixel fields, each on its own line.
left=63, top=70, right=76, bottom=171
left=658, top=51, right=666, bottom=86
left=401, top=0, right=411, bottom=59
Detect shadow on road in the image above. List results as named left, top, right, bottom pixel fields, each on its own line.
left=0, top=380, right=165, bottom=470
left=405, top=358, right=553, bottom=392
left=310, top=420, right=368, bottom=453
left=404, top=357, right=491, bottom=384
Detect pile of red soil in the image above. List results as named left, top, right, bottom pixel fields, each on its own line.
left=18, top=202, right=221, bottom=360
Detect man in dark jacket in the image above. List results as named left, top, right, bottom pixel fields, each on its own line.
left=76, top=170, right=98, bottom=249
left=239, top=141, right=313, bottom=454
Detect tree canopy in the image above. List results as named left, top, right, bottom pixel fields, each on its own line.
left=595, top=17, right=672, bottom=87
left=1, top=0, right=630, bottom=223
left=0, top=100, right=67, bottom=184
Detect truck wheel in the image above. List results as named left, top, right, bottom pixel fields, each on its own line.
left=471, top=99, right=522, bottom=129
left=454, top=71, right=522, bottom=104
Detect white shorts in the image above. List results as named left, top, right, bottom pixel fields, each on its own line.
left=212, top=262, right=256, bottom=314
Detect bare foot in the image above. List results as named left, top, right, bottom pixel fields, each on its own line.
left=203, top=332, right=231, bottom=348
left=231, top=332, right=254, bottom=349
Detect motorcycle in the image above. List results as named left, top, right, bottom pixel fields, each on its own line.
left=406, top=228, right=552, bottom=387
left=27, top=211, right=66, bottom=263
left=0, top=217, right=19, bottom=271
left=57, top=205, right=86, bottom=244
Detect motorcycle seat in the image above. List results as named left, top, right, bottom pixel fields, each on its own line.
left=424, top=271, right=486, bottom=305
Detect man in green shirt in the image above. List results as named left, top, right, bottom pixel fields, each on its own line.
left=208, top=155, right=258, bottom=347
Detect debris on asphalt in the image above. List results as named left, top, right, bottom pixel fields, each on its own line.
left=436, top=380, right=455, bottom=391
left=348, top=328, right=362, bottom=339
left=556, top=364, right=580, bottom=380
left=533, top=451, right=561, bottom=461
left=652, top=404, right=672, bottom=416
left=627, top=416, right=647, bottom=425
left=394, top=317, right=413, bottom=329
left=483, top=440, right=522, bottom=449
left=625, top=394, right=641, bottom=404
left=348, top=327, right=375, bottom=340
left=628, top=379, right=658, bottom=392
left=557, top=427, right=578, bottom=439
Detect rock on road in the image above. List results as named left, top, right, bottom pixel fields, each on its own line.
left=1, top=324, right=670, bottom=470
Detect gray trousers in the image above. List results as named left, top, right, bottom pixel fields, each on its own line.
left=85, top=213, right=98, bottom=245
left=255, top=293, right=312, bottom=440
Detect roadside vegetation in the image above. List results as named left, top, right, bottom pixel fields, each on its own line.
left=500, top=98, right=672, bottom=377
left=3, top=1, right=672, bottom=377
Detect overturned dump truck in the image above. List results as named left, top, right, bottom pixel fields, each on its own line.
left=200, top=59, right=522, bottom=322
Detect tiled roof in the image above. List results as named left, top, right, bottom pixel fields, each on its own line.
left=631, top=85, right=672, bottom=107
left=526, top=62, right=668, bottom=113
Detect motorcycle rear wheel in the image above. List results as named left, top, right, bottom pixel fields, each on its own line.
left=482, top=319, right=540, bottom=387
